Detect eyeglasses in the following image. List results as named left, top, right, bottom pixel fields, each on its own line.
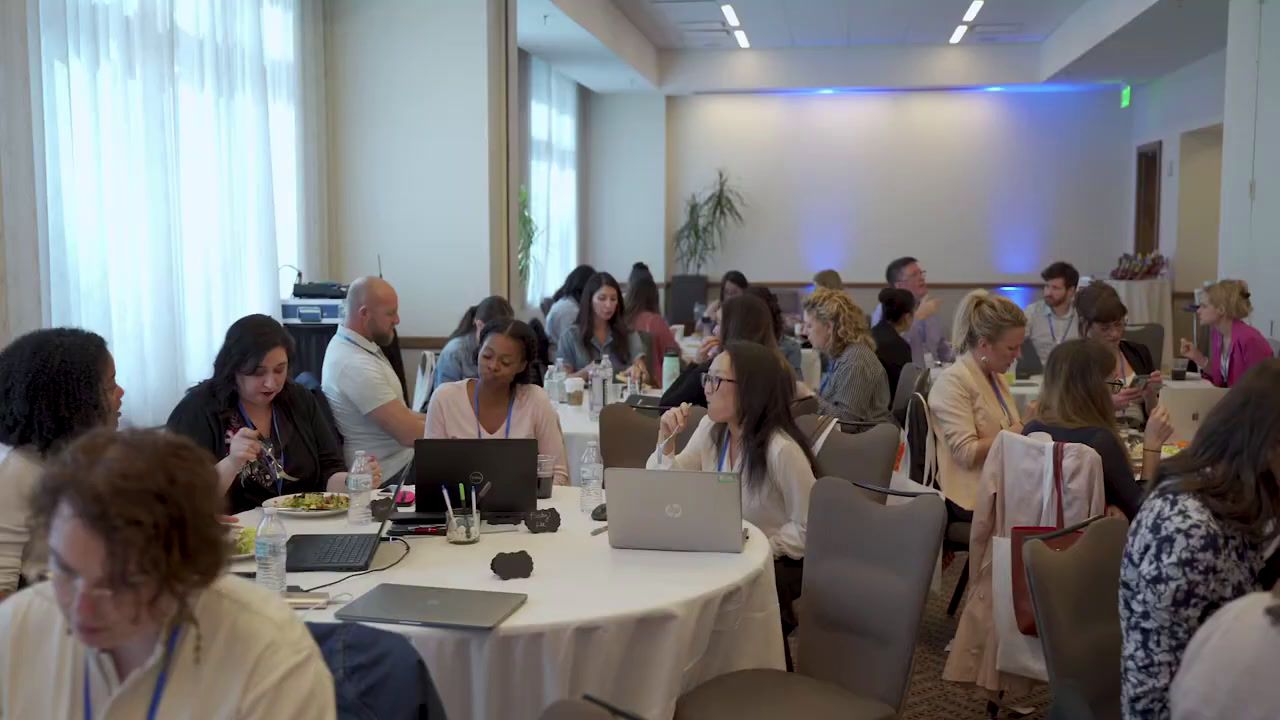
left=701, top=373, right=737, bottom=393
left=45, top=564, right=142, bottom=610
left=1105, top=379, right=1125, bottom=391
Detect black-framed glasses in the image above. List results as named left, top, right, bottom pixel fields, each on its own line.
left=1105, top=379, right=1125, bottom=391
left=701, top=373, right=737, bottom=393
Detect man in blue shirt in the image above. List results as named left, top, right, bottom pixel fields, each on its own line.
left=871, top=256, right=954, bottom=367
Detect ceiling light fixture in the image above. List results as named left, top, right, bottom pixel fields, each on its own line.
left=720, top=4, right=740, bottom=28
left=949, top=24, right=968, bottom=44
left=734, top=29, right=750, bottom=49
left=962, top=1, right=984, bottom=23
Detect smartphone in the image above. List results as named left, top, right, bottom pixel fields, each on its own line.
left=1129, top=374, right=1151, bottom=390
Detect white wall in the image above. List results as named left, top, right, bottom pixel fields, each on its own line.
left=1128, top=50, right=1226, bottom=270
left=665, top=89, right=1131, bottom=284
left=1174, top=126, right=1222, bottom=294
left=582, top=92, right=666, bottom=281
left=325, top=0, right=503, bottom=337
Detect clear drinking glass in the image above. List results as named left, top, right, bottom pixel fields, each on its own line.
left=536, top=454, right=555, bottom=498
left=446, top=509, right=481, bottom=544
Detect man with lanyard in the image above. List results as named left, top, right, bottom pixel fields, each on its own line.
left=322, top=276, right=424, bottom=487
left=1024, top=261, right=1081, bottom=367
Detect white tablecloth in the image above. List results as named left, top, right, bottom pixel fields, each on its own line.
left=233, top=487, right=783, bottom=720
left=1110, top=279, right=1174, bottom=371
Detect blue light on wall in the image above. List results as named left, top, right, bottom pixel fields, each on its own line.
left=992, top=285, right=1037, bottom=308
left=754, top=82, right=1117, bottom=97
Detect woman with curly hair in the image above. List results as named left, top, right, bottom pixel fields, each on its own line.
left=0, top=429, right=335, bottom=717
left=0, top=328, right=124, bottom=598
left=802, top=288, right=892, bottom=424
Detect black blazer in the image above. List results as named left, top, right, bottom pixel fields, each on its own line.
left=659, top=360, right=710, bottom=408
left=872, top=321, right=913, bottom=400
left=1120, top=339, right=1155, bottom=377
left=167, top=381, right=347, bottom=514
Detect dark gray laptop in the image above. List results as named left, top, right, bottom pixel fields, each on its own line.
left=335, top=583, right=527, bottom=629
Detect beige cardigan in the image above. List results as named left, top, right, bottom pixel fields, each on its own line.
left=928, top=353, right=1022, bottom=510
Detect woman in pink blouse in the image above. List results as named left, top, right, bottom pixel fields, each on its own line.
left=425, top=319, right=570, bottom=485
left=625, top=264, right=681, bottom=381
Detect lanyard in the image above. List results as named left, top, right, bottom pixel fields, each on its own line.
left=238, top=403, right=284, bottom=496
left=472, top=381, right=515, bottom=439
left=718, top=436, right=732, bottom=472
left=1046, top=308, right=1074, bottom=345
left=84, top=626, right=180, bottom=720
left=341, top=332, right=390, bottom=366
left=987, top=374, right=1012, bottom=425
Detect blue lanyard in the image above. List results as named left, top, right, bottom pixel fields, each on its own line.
left=84, top=626, right=180, bottom=720
left=238, top=402, right=284, bottom=496
left=1046, top=309, right=1073, bottom=345
left=987, top=374, right=1012, bottom=424
left=718, top=437, right=732, bottom=472
left=472, top=381, right=515, bottom=439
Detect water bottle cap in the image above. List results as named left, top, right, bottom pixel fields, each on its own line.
left=665, top=348, right=678, bottom=356
left=353, top=450, right=367, bottom=458
left=587, top=440, right=599, bottom=448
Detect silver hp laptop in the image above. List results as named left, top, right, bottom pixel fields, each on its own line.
left=1160, top=385, right=1230, bottom=443
left=604, top=467, right=744, bottom=553
left=335, top=583, right=526, bottom=629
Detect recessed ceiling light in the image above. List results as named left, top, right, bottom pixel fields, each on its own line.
left=963, top=1, right=984, bottom=23
left=734, top=29, right=750, bottom=49
left=949, top=24, right=968, bottom=44
left=720, top=4, right=740, bottom=28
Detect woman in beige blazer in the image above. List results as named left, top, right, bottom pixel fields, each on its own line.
left=929, top=290, right=1028, bottom=513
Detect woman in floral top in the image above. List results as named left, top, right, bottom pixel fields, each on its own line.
left=1119, top=359, right=1280, bottom=719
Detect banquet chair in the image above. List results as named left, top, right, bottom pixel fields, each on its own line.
left=891, top=363, right=921, bottom=422
left=538, top=699, right=615, bottom=720
left=599, top=404, right=706, bottom=469
left=791, top=395, right=819, bottom=418
left=1025, top=517, right=1128, bottom=720
left=1123, top=324, right=1164, bottom=370
left=674, top=477, right=945, bottom=720
left=815, top=423, right=899, bottom=504
left=307, top=622, right=446, bottom=720
left=411, top=350, right=436, bottom=413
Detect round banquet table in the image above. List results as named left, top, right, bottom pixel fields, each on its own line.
left=232, top=487, right=784, bottom=720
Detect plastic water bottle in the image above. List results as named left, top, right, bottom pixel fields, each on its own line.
left=579, top=441, right=604, bottom=514
left=662, top=348, right=681, bottom=391
left=255, top=508, right=288, bottom=595
left=589, top=362, right=606, bottom=421
left=346, top=451, right=374, bottom=525
left=548, top=362, right=564, bottom=403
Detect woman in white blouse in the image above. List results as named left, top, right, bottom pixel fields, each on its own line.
left=647, top=340, right=819, bottom=668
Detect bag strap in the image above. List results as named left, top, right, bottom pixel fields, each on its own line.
left=809, top=415, right=839, bottom=455
left=1053, top=441, right=1065, bottom=529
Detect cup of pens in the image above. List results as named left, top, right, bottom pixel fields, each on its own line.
left=443, top=484, right=481, bottom=544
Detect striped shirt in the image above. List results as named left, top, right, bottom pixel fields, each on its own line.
left=817, top=343, right=894, bottom=425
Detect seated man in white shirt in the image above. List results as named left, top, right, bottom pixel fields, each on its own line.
left=0, top=429, right=335, bottom=719
left=1023, top=261, right=1080, bottom=366
left=322, top=276, right=425, bottom=484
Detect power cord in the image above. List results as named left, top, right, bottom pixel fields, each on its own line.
left=300, top=537, right=411, bottom=593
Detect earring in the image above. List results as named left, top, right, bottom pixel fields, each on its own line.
left=980, top=355, right=989, bottom=365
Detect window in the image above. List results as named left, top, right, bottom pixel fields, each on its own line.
left=526, top=56, right=579, bottom=307
left=36, top=0, right=309, bottom=424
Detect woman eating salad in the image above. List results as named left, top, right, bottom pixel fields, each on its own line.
left=168, top=315, right=382, bottom=514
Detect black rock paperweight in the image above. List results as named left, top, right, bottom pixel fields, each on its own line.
left=491, top=550, right=533, bottom=580
left=526, top=508, right=561, bottom=534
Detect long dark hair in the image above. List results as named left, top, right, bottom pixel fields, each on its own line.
left=878, top=288, right=916, bottom=326
left=721, top=294, right=778, bottom=349
left=478, top=319, right=539, bottom=387
left=576, top=272, right=632, bottom=364
left=711, top=341, right=817, bottom=492
left=1153, top=359, right=1280, bottom=543
left=744, top=286, right=785, bottom=341
left=552, top=265, right=596, bottom=303
left=205, top=314, right=297, bottom=411
left=719, top=271, right=749, bottom=301
left=625, top=273, right=662, bottom=323
left=0, top=328, right=113, bottom=456
left=449, top=295, right=514, bottom=341
left=1038, top=340, right=1120, bottom=443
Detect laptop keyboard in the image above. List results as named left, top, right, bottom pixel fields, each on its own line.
left=314, top=535, right=378, bottom=565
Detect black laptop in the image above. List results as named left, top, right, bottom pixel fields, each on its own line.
left=394, top=438, right=538, bottom=523
left=285, top=468, right=407, bottom=572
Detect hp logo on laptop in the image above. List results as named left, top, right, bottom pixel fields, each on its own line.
left=665, top=504, right=683, bottom=519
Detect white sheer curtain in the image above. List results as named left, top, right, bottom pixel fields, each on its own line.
left=36, top=0, right=312, bottom=425
left=526, top=56, right=579, bottom=308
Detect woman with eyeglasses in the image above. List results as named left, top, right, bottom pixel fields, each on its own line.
left=0, top=429, right=335, bottom=718
left=1076, top=283, right=1162, bottom=423
left=1023, top=339, right=1173, bottom=519
left=426, top=319, right=570, bottom=485
left=648, top=341, right=819, bottom=669
left=0, top=329, right=125, bottom=600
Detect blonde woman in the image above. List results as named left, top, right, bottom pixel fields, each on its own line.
left=1180, top=279, right=1274, bottom=388
left=802, top=288, right=892, bottom=424
left=928, top=290, right=1027, bottom=513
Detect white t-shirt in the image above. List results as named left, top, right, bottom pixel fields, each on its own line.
left=0, top=445, right=45, bottom=593
left=0, top=576, right=336, bottom=719
left=322, top=326, right=415, bottom=478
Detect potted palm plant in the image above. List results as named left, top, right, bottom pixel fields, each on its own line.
left=517, top=186, right=538, bottom=296
left=669, top=170, right=745, bottom=328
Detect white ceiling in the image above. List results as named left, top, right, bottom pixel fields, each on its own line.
left=614, top=0, right=1091, bottom=51
left=1049, top=0, right=1228, bottom=84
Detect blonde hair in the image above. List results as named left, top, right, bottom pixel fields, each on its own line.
left=803, top=287, right=874, bottom=356
left=812, top=269, right=844, bottom=290
left=952, top=289, right=1027, bottom=353
left=1203, top=279, right=1253, bottom=320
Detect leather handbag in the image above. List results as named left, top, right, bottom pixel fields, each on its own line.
left=1010, top=441, right=1083, bottom=637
